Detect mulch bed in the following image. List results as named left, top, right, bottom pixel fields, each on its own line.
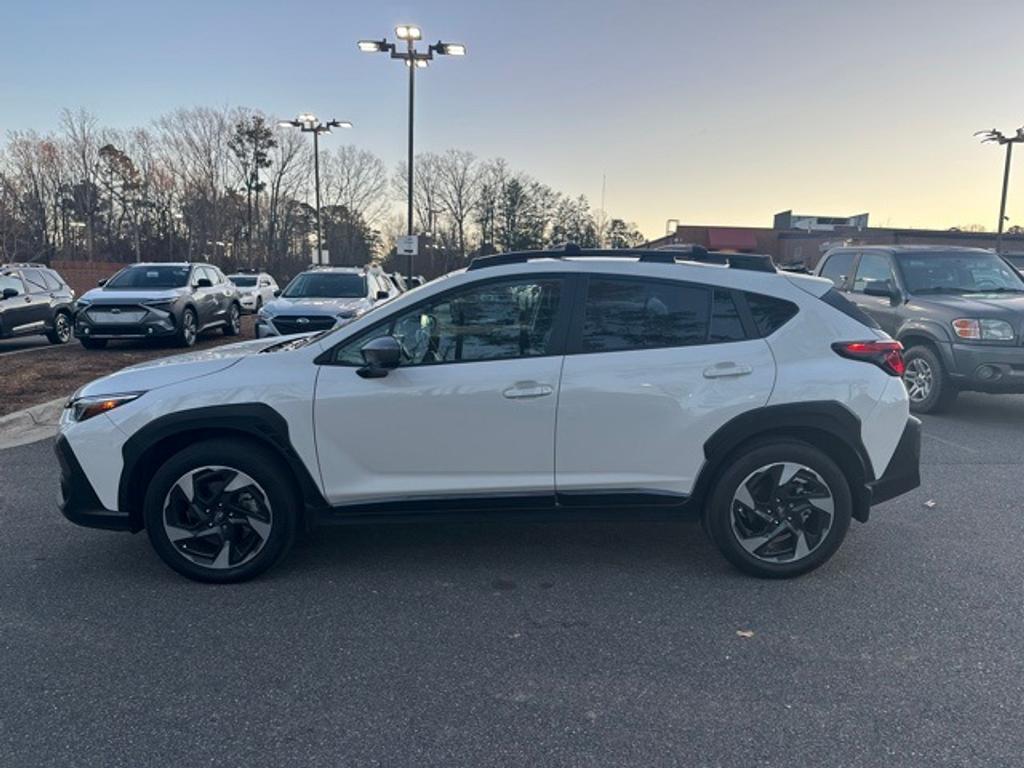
left=0, top=317, right=257, bottom=417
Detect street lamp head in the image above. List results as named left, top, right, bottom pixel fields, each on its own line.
left=358, top=39, right=387, bottom=53
left=326, top=120, right=353, bottom=129
left=436, top=41, right=466, bottom=56
left=298, top=112, right=317, bottom=124
left=277, top=120, right=298, bottom=128
left=415, top=59, right=428, bottom=69
left=396, top=24, right=422, bottom=41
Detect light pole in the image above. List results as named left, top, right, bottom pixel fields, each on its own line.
left=278, top=114, right=352, bottom=266
left=358, top=26, right=465, bottom=283
left=977, top=127, right=1024, bottom=253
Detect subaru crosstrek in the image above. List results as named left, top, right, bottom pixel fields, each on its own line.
left=75, top=262, right=241, bottom=348
left=56, top=246, right=921, bottom=583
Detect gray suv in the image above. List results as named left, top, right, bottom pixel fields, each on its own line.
left=815, top=245, right=1024, bottom=412
left=75, top=263, right=241, bottom=349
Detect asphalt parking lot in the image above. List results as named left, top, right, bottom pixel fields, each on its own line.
left=1, top=394, right=1023, bottom=767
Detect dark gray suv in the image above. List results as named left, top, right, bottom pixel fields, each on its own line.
left=815, top=246, right=1024, bottom=412
left=0, top=264, right=76, bottom=344
left=74, top=263, right=241, bottom=349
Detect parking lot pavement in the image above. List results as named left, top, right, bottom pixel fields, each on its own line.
left=0, top=335, right=51, bottom=356
left=2, top=396, right=1023, bottom=767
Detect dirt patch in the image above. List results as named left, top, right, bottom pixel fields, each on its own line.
left=0, top=317, right=257, bottom=417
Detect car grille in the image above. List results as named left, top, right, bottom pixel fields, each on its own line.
left=272, top=315, right=337, bottom=335
left=86, top=305, right=148, bottom=324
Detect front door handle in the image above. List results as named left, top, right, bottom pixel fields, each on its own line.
left=703, top=363, right=753, bottom=379
left=503, top=382, right=554, bottom=399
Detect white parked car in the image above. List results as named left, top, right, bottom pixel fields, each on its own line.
left=227, top=271, right=278, bottom=314
left=56, top=245, right=920, bottom=583
left=255, top=266, right=396, bottom=338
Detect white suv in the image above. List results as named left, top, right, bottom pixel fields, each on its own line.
left=56, top=246, right=920, bottom=583
left=227, top=271, right=278, bottom=314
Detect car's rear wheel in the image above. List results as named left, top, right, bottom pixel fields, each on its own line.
left=176, top=307, right=197, bottom=347
left=223, top=303, right=241, bottom=336
left=903, top=345, right=957, bottom=414
left=47, top=311, right=72, bottom=344
left=705, top=439, right=852, bottom=578
left=79, top=337, right=108, bottom=350
left=143, top=439, right=298, bottom=583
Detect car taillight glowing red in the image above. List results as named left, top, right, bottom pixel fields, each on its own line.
left=831, top=340, right=905, bottom=377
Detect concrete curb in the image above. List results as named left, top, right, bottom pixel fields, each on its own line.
left=0, top=397, right=66, bottom=450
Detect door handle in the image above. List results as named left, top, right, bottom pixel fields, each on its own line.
left=503, top=382, right=554, bottom=399
left=703, top=363, right=753, bottom=379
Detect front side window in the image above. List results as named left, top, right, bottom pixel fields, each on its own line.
left=106, top=265, right=191, bottom=289
left=284, top=272, right=367, bottom=299
left=820, top=252, right=856, bottom=288
left=851, top=253, right=895, bottom=293
left=581, top=278, right=711, bottom=353
left=897, top=251, right=1024, bottom=294
left=334, top=278, right=563, bottom=366
left=0, top=273, right=23, bottom=296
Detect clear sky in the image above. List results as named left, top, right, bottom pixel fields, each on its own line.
left=3, top=0, right=1023, bottom=238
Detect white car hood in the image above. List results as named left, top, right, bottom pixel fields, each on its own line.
left=75, top=336, right=289, bottom=398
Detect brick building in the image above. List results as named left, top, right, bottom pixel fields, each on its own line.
left=645, top=211, right=1024, bottom=268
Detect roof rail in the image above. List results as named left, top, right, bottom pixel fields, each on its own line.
left=466, top=243, right=777, bottom=274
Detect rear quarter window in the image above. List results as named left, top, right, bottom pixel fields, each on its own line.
left=819, top=288, right=881, bottom=330
left=744, top=292, right=799, bottom=337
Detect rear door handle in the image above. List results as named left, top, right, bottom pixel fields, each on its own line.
left=503, top=382, right=554, bottom=399
left=703, top=363, right=753, bottom=379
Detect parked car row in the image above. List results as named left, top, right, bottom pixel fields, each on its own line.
left=1, top=261, right=418, bottom=351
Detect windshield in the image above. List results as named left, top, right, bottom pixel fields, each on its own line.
left=897, top=252, right=1024, bottom=294
left=106, top=265, right=191, bottom=289
left=282, top=272, right=366, bottom=299
left=230, top=276, right=257, bottom=287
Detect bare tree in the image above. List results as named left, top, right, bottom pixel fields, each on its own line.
left=322, top=145, right=388, bottom=226
left=435, top=149, right=479, bottom=259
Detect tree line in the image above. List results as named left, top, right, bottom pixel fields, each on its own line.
left=0, top=107, right=646, bottom=279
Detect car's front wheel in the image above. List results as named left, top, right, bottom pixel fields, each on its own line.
left=223, top=303, right=241, bottom=336
left=47, top=311, right=73, bottom=344
left=175, top=307, right=197, bottom=347
left=903, top=345, right=957, bottom=414
left=704, top=439, right=852, bottom=578
left=143, top=439, right=299, bottom=583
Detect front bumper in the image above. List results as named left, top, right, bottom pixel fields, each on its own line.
left=866, top=417, right=921, bottom=506
left=948, top=342, right=1024, bottom=393
left=239, top=294, right=258, bottom=311
left=55, top=435, right=134, bottom=531
left=74, top=305, right=178, bottom=340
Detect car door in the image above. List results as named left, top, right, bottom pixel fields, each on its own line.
left=192, top=267, right=219, bottom=327
left=211, top=267, right=233, bottom=322
left=554, top=276, right=776, bottom=500
left=313, top=275, right=571, bottom=505
left=0, top=271, right=35, bottom=335
left=847, top=253, right=902, bottom=334
left=19, top=269, right=54, bottom=333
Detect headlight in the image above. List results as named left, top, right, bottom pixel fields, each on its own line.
left=75, top=299, right=91, bottom=310
left=65, top=392, right=144, bottom=423
left=258, top=306, right=276, bottom=320
left=952, top=318, right=1015, bottom=341
left=336, top=309, right=357, bottom=319
left=144, top=300, right=175, bottom=312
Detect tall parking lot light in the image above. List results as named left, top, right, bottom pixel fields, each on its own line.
left=358, top=27, right=465, bottom=284
left=976, top=127, right=1024, bottom=253
left=278, top=114, right=352, bottom=266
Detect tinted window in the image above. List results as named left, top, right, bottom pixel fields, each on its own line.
left=336, top=278, right=563, bottom=366
left=283, top=272, right=367, bottom=299
left=22, top=269, right=48, bottom=294
left=582, top=278, right=710, bottom=353
left=852, top=253, right=894, bottom=292
left=744, top=292, right=798, bottom=336
left=106, top=265, right=191, bottom=289
left=820, top=252, right=856, bottom=288
left=820, top=288, right=881, bottom=330
left=709, top=290, right=746, bottom=343
left=230, top=276, right=258, bottom=287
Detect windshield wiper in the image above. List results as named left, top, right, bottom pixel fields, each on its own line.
left=967, top=287, right=1024, bottom=294
left=913, top=286, right=968, bottom=295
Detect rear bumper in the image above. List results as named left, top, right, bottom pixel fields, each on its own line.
left=866, top=417, right=921, bottom=506
left=55, top=435, right=134, bottom=532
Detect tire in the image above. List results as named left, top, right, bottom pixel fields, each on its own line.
left=704, top=439, right=853, bottom=579
left=223, top=303, right=241, bottom=336
left=143, top=439, right=299, bottom=583
left=176, top=307, right=198, bottom=347
left=903, top=345, right=958, bottom=414
left=79, top=337, right=108, bottom=350
left=46, top=311, right=73, bottom=344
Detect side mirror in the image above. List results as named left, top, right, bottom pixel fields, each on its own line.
left=97, top=278, right=107, bottom=287
left=1, top=288, right=18, bottom=300
left=273, top=289, right=282, bottom=298
left=357, top=336, right=402, bottom=378
left=195, top=278, right=213, bottom=289
left=376, top=290, right=390, bottom=301
left=863, top=280, right=900, bottom=302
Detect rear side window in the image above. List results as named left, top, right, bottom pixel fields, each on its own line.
left=42, top=270, right=64, bottom=291
left=709, top=290, right=746, bottom=343
left=22, top=269, right=49, bottom=294
left=820, top=252, right=856, bottom=288
left=582, top=278, right=710, bottom=353
left=744, top=292, right=799, bottom=336
left=820, top=288, right=881, bottom=330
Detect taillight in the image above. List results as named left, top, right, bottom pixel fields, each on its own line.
left=832, top=340, right=905, bottom=377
